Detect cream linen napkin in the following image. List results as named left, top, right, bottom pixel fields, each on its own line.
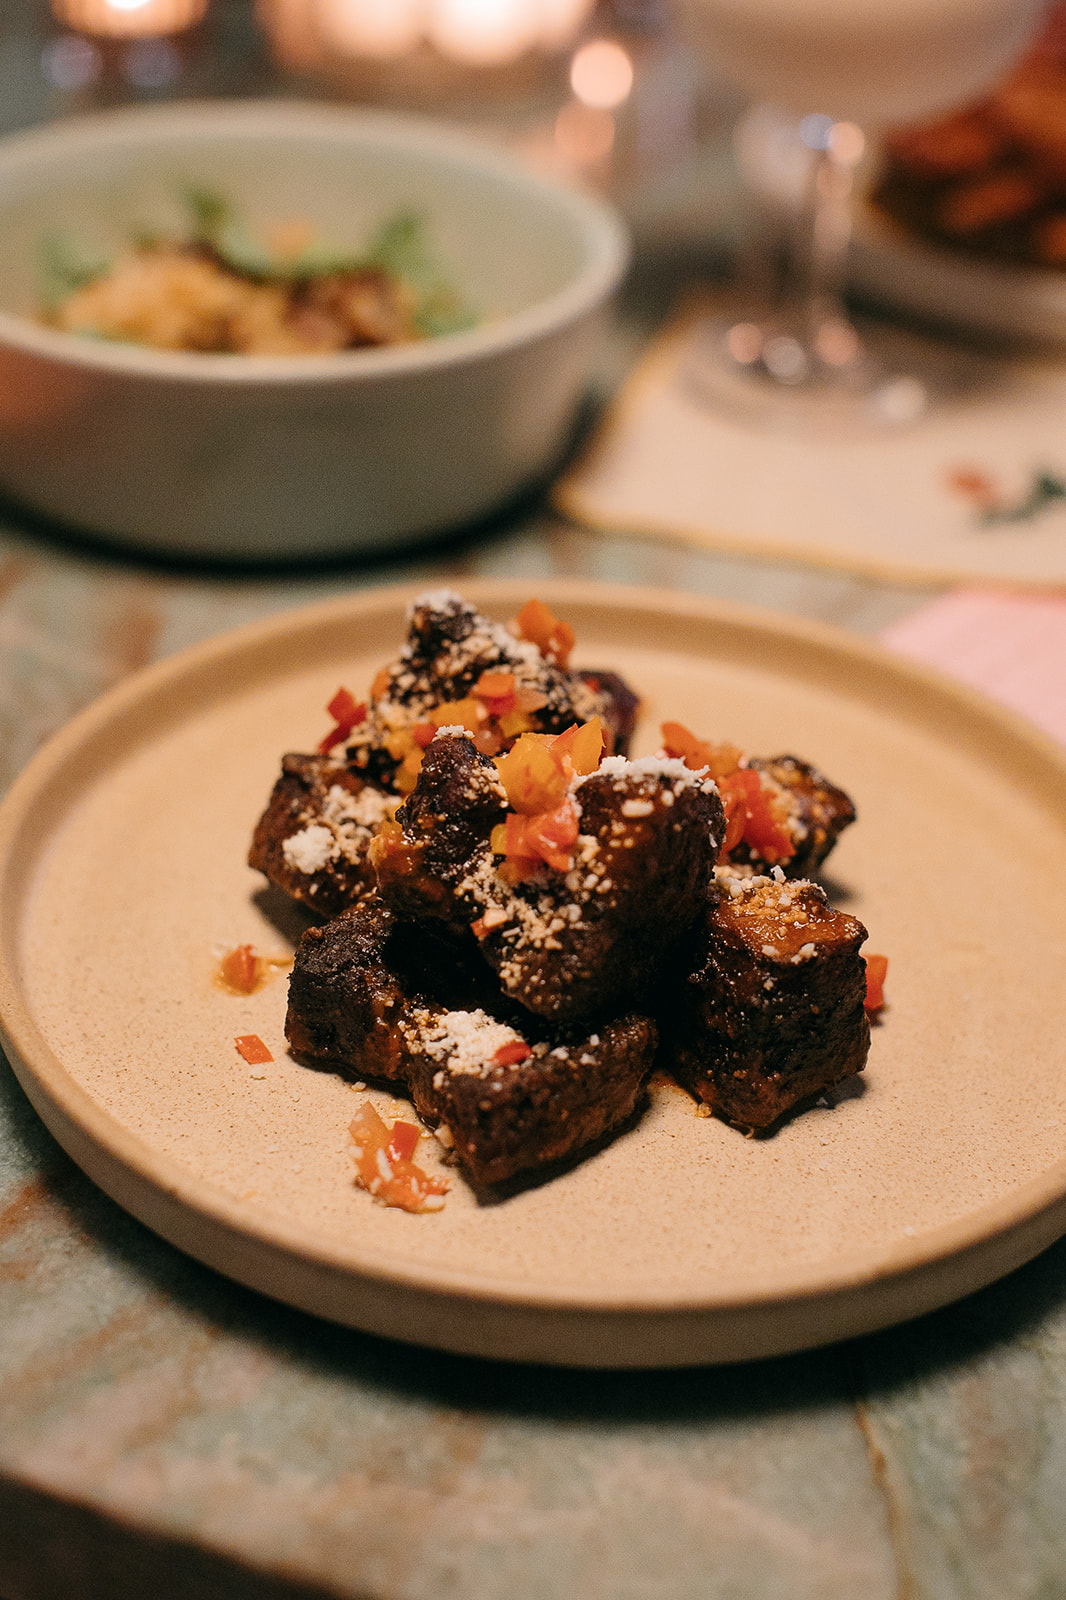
left=556, top=300, right=1066, bottom=590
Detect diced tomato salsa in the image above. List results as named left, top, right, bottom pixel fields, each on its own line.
left=512, top=598, right=576, bottom=670
left=660, top=721, right=743, bottom=780
left=662, top=720, right=795, bottom=865
left=718, top=770, right=795, bottom=865
left=349, top=1102, right=449, bottom=1213
left=235, top=1034, right=273, bottom=1064
left=317, top=685, right=367, bottom=754
left=490, top=719, right=603, bottom=879
left=864, top=953, right=889, bottom=1013
left=219, top=943, right=259, bottom=994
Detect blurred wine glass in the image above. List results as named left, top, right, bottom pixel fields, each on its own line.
left=674, top=0, right=1051, bottom=425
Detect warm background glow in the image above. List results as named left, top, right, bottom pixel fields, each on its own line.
left=315, top=0, right=421, bottom=59
left=51, top=0, right=207, bottom=37
left=259, top=0, right=596, bottom=69
left=570, top=37, right=633, bottom=108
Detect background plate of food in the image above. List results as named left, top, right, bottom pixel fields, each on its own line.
left=853, top=4, right=1066, bottom=344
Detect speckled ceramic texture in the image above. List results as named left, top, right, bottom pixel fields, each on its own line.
left=1, top=581, right=1065, bottom=1367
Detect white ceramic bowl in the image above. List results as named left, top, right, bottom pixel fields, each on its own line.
left=0, top=101, right=629, bottom=560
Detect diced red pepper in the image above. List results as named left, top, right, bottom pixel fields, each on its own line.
left=235, top=1034, right=273, bottom=1064
left=350, top=1102, right=449, bottom=1213
left=661, top=721, right=742, bottom=780
left=717, top=768, right=796, bottom=865
left=317, top=686, right=367, bottom=754
left=498, top=799, right=578, bottom=876
left=864, top=953, right=889, bottom=1013
left=473, top=670, right=518, bottom=717
left=219, top=943, right=258, bottom=994
left=739, top=782, right=796, bottom=865
left=718, top=769, right=761, bottom=855
left=512, top=599, right=576, bottom=669
left=523, top=798, right=579, bottom=872
left=327, top=687, right=362, bottom=725
left=502, top=812, right=534, bottom=859
left=386, top=1120, right=421, bottom=1164
left=551, top=717, right=604, bottom=777
left=318, top=724, right=348, bottom=755
left=493, top=1041, right=533, bottom=1066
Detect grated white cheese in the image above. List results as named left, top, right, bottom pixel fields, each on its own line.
left=403, top=1007, right=528, bottom=1077
left=282, top=823, right=335, bottom=874
left=322, top=784, right=398, bottom=831
left=580, top=754, right=705, bottom=787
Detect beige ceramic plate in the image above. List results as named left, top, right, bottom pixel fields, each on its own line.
left=2, top=581, right=1066, bottom=1368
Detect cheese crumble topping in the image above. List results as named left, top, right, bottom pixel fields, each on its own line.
left=402, top=1008, right=527, bottom=1077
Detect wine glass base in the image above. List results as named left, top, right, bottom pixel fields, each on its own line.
left=682, top=314, right=930, bottom=435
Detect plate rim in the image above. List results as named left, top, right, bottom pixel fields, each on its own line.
left=3, top=577, right=1066, bottom=1362
left=852, top=195, right=1066, bottom=346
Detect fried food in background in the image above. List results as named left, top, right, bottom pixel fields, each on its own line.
left=875, top=3, right=1066, bottom=267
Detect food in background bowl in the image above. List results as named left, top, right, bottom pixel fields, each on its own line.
left=41, top=189, right=475, bottom=355
left=0, top=101, right=628, bottom=559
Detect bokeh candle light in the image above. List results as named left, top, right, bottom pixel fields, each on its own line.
left=261, top=0, right=595, bottom=73
left=51, top=0, right=208, bottom=38
left=315, top=0, right=421, bottom=59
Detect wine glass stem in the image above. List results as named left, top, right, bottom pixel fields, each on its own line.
left=784, top=125, right=861, bottom=361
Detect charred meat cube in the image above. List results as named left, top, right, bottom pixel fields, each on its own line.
left=394, top=590, right=607, bottom=733
left=576, top=668, right=640, bottom=756
left=370, top=731, right=507, bottom=925
left=248, top=754, right=398, bottom=918
left=250, top=592, right=641, bottom=919
left=287, top=897, right=512, bottom=1078
left=375, top=737, right=725, bottom=1025
left=345, top=591, right=634, bottom=785
left=286, top=898, right=409, bottom=1081
left=285, top=897, right=655, bottom=1187
left=287, top=897, right=507, bottom=1077
left=659, top=722, right=855, bottom=880
left=739, top=756, right=857, bottom=879
left=667, top=872, right=870, bottom=1130
left=402, top=1007, right=656, bottom=1188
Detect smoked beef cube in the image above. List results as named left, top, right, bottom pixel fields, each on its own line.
left=373, top=737, right=725, bottom=1025
left=285, top=898, right=655, bottom=1187
left=576, top=668, right=640, bottom=756
left=345, top=591, right=626, bottom=774
left=370, top=733, right=507, bottom=926
left=248, top=754, right=397, bottom=918
left=402, top=1007, right=656, bottom=1188
left=668, top=872, right=870, bottom=1130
